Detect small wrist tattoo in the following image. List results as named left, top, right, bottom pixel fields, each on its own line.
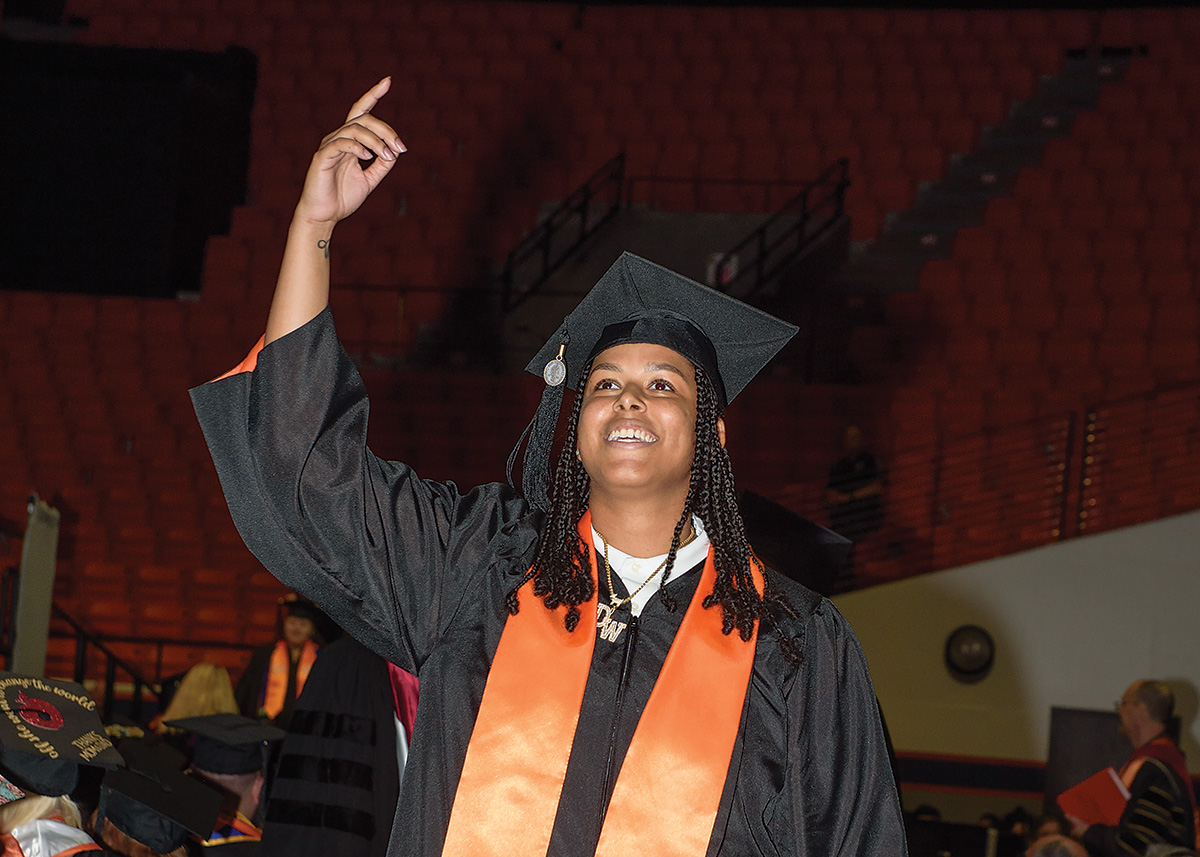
left=317, top=239, right=330, bottom=259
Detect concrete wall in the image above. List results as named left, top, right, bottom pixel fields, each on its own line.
left=834, top=510, right=1200, bottom=769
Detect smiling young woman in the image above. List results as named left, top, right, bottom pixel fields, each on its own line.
left=191, top=81, right=907, bottom=857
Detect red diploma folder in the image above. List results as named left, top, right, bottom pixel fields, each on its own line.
left=1057, top=767, right=1131, bottom=827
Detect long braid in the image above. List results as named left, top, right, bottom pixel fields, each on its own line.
left=688, top=370, right=804, bottom=664
left=508, top=361, right=804, bottom=664
left=507, top=361, right=595, bottom=631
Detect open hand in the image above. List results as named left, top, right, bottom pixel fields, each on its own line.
left=294, top=77, right=406, bottom=228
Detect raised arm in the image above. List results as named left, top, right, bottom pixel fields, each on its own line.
left=265, top=77, right=407, bottom=344
left=193, top=82, right=534, bottom=671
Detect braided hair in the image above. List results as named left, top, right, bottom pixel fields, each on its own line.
left=507, top=358, right=805, bottom=664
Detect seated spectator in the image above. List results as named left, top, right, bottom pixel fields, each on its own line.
left=912, top=803, right=942, bottom=822
left=1005, top=806, right=1036, bottom=841
left=1036, top=813, right=1069, bottom=839
left=824, top=425, right=886, bottom=543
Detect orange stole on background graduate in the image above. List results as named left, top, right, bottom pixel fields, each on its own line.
left=261, top=639, right=317, bottom=720
left=441, top=512, right=761, bottom=857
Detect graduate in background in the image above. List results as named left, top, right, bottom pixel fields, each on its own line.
left=234, top=596, right=326, bottom=729
left=92, top=738, right=223, bottom=857
left=192, top=79, right=905, bottom=856
left=164, top=714, right=284, bottom=854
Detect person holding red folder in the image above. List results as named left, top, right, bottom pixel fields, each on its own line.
left=1068, top=680, right=1196, bottom=856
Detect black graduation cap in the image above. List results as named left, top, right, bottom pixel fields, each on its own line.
left=164, top=713, right=284, bottom=775
left=738, top=490, right=853, bottom=597
left=511, top=252, right=798, bottom=509
left=98, top=738, right=223, bottom=854
left=0, top=673, right=124, bottom=796
left=279, top=593, right=323, bottom=623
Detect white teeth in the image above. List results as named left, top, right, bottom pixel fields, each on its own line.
left=607, top=427, right=656, bottom=442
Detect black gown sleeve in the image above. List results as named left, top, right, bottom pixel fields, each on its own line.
left=190, top=308, right=535, bottom=673
left=787, top=601, right=908, bottom=856
left=1081, top=760, right=1193, bottom=857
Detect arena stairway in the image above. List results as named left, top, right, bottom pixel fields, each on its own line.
left=838, top=54, right=1127, bottom=296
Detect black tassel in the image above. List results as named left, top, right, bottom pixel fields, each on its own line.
left=506, top=381, right=565, bottom=511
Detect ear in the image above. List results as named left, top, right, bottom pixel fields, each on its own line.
left=716, top=416, right=726, bottom=448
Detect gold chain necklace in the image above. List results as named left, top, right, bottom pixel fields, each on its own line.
left=596, top=525, right=698, bottom=611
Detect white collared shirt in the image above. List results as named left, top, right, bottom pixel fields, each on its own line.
left=591, top=516, right=711, bottom=616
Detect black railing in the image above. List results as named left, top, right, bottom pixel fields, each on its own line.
left=769, top=411, right=1076, bottom=591
left=50, top=605, right=162, bottom=723
left=1078, top=381, right=1200, bottom=537
left=500, top=154, right=626, bottom=312
left=710, top=158, right=850, bottom=298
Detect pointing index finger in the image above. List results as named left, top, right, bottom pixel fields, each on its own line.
left=345, top=76, right=391, bottom=123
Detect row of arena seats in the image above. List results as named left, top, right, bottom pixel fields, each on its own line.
left=9, top=4, right=1194, bottom=678
left=67, top=0, right=1099, bottom=263
left=859, top=43, right=1199, bottom=450
left=72, top=3, right=1099, bottom=41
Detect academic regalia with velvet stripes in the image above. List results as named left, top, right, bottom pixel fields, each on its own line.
left=190, top=307, right=905, bottom=857
left=261, top=636, right=401, bottom=857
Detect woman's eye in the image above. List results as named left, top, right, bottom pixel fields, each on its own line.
left=648, top=379, right=675, bottom=391
left=594, top=378, right=619, bottom=390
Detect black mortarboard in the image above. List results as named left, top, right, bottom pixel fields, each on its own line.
left=0, top=673, right=124, bottom=796
left=279, top=593, right=323, bottom=623
left=98, top=738, right=223, bottom=853
left=511, top=252, right=798, bottom=509
left=738, top=490, right=853, bottom=597
left=163, top=714, right=284, bottom=775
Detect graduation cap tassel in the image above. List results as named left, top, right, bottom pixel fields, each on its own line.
left=507, top=341, right=568, bottom=512
left=520, top=381, right=565, bottom=512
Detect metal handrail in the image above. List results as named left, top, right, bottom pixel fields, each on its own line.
left=49, top=604, right=162, bottom=722
left=499, top=153, right=626, bottom=312
left=711, top=158, right=850, bottom=297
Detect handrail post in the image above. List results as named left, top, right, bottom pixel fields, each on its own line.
left=132, top=680, right=144, bottom=725
left=74, top=636, right=87, bottom=684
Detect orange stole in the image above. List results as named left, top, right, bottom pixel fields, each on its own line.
left=441, top=512, right=761, bottom=857
left=262, top=639, right=317, bottom=720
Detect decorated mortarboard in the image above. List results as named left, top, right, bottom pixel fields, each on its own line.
left=0, top=673, right=124, bottom=796
left=163, top=713, right=284, bottom=775
left=98, top=738, right=223, bottom=853
left=510, top=252, right=798, bottom=509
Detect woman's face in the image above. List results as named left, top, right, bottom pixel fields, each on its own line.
left=283, top=615, right=315, bottom=647
left=576, top=342, right=703, bottom=503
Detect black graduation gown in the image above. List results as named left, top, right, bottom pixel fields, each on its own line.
left=190, top=308, right=907, bottom=857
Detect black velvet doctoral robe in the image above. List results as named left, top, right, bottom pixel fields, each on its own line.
left=190, top=308, right=907, bottom=857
